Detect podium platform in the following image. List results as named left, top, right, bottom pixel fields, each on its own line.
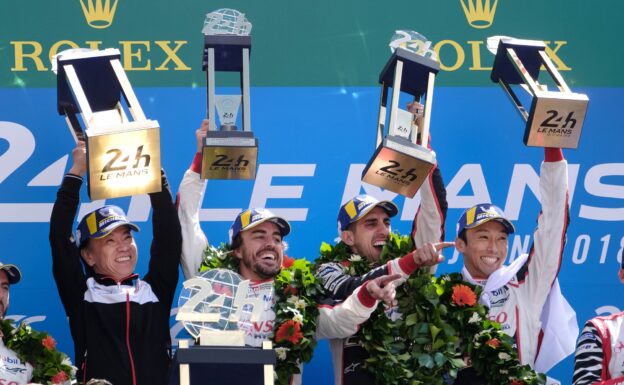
left=169, top=344, right=276, bottom=385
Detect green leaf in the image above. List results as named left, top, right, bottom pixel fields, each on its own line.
left=418, top=354, right=434, bottom=369
left=405, top=313, right=418, bottom=327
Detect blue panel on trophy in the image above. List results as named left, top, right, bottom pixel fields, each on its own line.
left=56, top=53, right=123, bottom=115
left=203, top=35, right=252, bottom=72
left=378, top=48, right=440, bottom=96
left=490, top=39, right=546, bottom=85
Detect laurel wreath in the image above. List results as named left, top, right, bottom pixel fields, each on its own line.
left=200, top=244, right=322, bottom=385
left=0, top=319, right=75, bottom=385
left=314, top=232, right=545, bottom=385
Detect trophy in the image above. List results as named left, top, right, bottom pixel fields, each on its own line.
left=56, top=48, right=162, bottom=200
left=176, top=268, right=273, bottom=385
left=490, top=37, right=589, bottom=148
left=200, top=9, right=258, bottom=180
left=362, top=31, right=439, bottom=198
left=176, top=268, right=264, bottom=346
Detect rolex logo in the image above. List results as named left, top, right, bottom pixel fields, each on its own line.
left=460, top=0, right=498, bottom=29
left=80, top=0, right=119, bottom=29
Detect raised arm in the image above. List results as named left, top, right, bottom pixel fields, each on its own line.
left=407, top=101, right=448, bottom=252
left=179, top=120, right=210, bottom=280
left=522, top=148, right=569, bottom=302
left=144, top=169, right=182, bottom=309
left=49, top=142, right=88, bottom=316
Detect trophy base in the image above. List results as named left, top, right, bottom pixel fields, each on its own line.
left=86, top=120, right=162, bottom=200
left=201, top=131, right=258, bottom=180
left=525, top=90, right=588, bottom=148
left=199, top=329, right=245, bottom=347
left=362, top=135, right=435, bottom=198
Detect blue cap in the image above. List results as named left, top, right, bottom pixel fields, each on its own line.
left=0, top=262, right=21, bottom=284
left=76, top=205, right=140, bottom=248
left=229, top=208, right=291, bottom=244
left=456, top=203, right=515, bottom=236
left=337, top=195, right=399, bottom=232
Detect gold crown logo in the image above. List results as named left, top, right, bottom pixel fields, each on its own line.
left=460, top=0, right=498, bottom=29
left=80, top=0, right=119, bottom=29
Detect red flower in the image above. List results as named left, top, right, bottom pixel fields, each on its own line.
left=340, top=260, right=351, bottom=268
left=283, top=285, right=298, bottom=295
left=42, top=335, right=57, bottom=350
left=275, top=320, right=303, bottom=344
left=485, top=338, right=500, bottom=348
left=510, top=380, right=524, bottom=385
left=451, top=284, right=477, bottom=307
left=282, top=255, right=295, bottom=268
left=51, top=371, right=69, bottom=384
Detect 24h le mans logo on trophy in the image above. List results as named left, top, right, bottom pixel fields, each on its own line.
left=177, top=268, right=263, bottom=346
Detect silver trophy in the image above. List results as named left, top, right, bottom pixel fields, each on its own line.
left=362, top=31, right=439, bottom=198
left=176, top=268, right=263, bottom=346
left=56, top=48, right=162, bottom=200
left=490, top=37, right=589, bottom=148
left=200, top=9, right=258, bottom=180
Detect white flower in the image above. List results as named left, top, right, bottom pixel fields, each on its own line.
left=295, top=299, right=306, bottom=310
left=292, top=313, right=304, bottom=323
left=498, top=352, right=512, bottom=361
left=349, top=254, right=362, bottom=262
left=500, top=369, right=508, bottom=374
left=468, top=313, right=481, bottom=324
left=275, top=347, right=289, bottom=360
left=349, top=267, right=356, bottom=275
left=286, top=295, right=299, bottom=304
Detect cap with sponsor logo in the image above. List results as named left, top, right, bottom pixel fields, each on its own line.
left=337, top=195, right=399, bottom=233
left=0, top=262, right=21, bottom=284
left=229, top=208, right=291, bottom=244
left=76, top=205, right=140, bottom=248
left=456, top=203, right=515, bottom=236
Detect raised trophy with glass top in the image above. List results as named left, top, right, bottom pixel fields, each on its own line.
left=200, top=9, right=258, bottom=180
left=362, top=31, right=439, bottom=198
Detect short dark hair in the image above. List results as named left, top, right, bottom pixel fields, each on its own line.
left=458, top=229, right=467, bottom=244
left=230, top=234, right=243, bottom=251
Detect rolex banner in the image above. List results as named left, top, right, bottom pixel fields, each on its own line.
left=0, top=1, right=622, bottom=384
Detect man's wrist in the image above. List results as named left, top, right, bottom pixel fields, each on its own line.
left=190, top=152, right=202, bottom=173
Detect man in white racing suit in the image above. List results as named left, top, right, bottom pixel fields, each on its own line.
left=178, top=120, right=400, bottom=385
left=572, top=251, right=624, bottom=385
left=456, top=147, right=576, bottom=377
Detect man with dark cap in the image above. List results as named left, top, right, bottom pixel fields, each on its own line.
left=0, top=262, right=34, bottom=384
left=49, top=141, right=182, bottom=385
left=572, top=251, right=624, bottom=385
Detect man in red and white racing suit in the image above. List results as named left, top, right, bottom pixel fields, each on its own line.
left=178, top=120, right=399, bottom=385
left=573, top=254, right=624, bottom=385
left=456, top=148, right=576, bottom=374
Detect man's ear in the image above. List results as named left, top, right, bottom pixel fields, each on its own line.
left=618, top=269, right=624, bottom=285
left=341, top=230, right=355, bottom=247
left=80, top=247, right=96, bottom=267
left=455, top=237, right=466, bottom=253
left=232, top=248, right=243, bottom=261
